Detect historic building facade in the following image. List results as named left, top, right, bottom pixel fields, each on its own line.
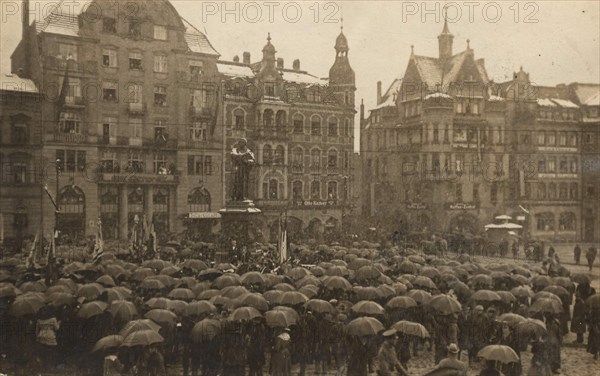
left=10, top=0, right=223, bottom=242
left=360, top=20, right=509, bottom=236
left=219, top=32, right=356, bottom=242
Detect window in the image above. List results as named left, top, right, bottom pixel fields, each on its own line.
left=59, top=43, right=77, bottom=61
left=311, top=116, right=321, bottom=135
left=569, top=133, right=577, bottom=146
left=274, top=146, right=285, bottom=165
left=59, top=76, right=80, bottom=103
left=559, top=212, right=576, bottom=231
left=153, top=86, right=167, bottom=107
left=154, top=25, right=167, bottom=40
left=11, top=123, right=28, bottom=143
left=433, top=124, right=439, bottom=143
left=311, top=149, right=321, bottom=168
left=537, top=133, right=545, bottom=145
left=128, top=152, right=143, bottom=172
left=327, top=149, right=338, bottom=168
left=101, top=151, right=117, bottom=172
left=344, top=119, right=351, bottom=136
left=102, top=82, right=118, bottom=101
left=130, top=117, right=142, bottom=140
left=456, top=102, right=463, bottom=113
left=10, top=162, right=27, bottom=183
left=103, top=17, right=116, bottom=33
left=585, top=133, right=594, bottom=144
left=547, top=158, right=556, bottom=173
left=548, top=182, right=557, bottom=199
left=263, top=179, right=279, bottom=199
left=154, top=120, right=167, bottom=142
left=292, top=181, right=303, bottom=199
left=101, top=117, right=117, bottom=144
left=127, top=83, right=143, bottom=103
left=327, top=181, right=338, bottom=199
left=263, top=145, right=273, bottom=165
left=328, top=118, right=338, bottom=136
left=190, top=121, right=208, bottom=141
left=204, top=156, right=213, bottom=175
left=188, top=188, right=211, bottom=212
left=153, top=154, right=168, bottom=174
left=263, top=110, right=274, bottom=128
left=570, top=158, right=578, bottom=173
left=473, top=183, right=480, bottom=202
left=538, top=160, right=546, bottom=173
left=344, top=150, right=350, bottom=169
left=265, top=83, right=275, bottom=97
left=546, top=132, right=556, bottom=145
left=559, top=183, right=568, bottom=199
left=102, top=48, right=117, bottom=68
left=537, top=183, right=547, bottom=199
left=570, top=183, right=578, bottom=199
left=234, top=109, right=245, bottom=129
left=586, top=184, right=595, bottom=198
left=559, top=158, right=568, bottom=173
left=291, top=147, right=303, bottom=169
left=129, top=52, right=143, bottom=70
left=189, top=60, right=203, bottom=75
left=154, top=55, right=167, bottom=73
left=56, top=149, right=86, bottom=172
left=536, top=212, right=554, bottom=231
left=276, top=111, right=286, bottom=128
left=293, top=114, right=304, bottom=133
left=58, top=112, right=81, bottom=134
left=472, top=103, right=479, bottom=114
left=558, top=133, right=567, bottom=146
left=128, top=20, right=141, bottom=37
left=311, top=180, right=321, bottom=199
left=490, top=182, right=498, bottom=205
left=192, top=89, right=207, bottom=109
left=187, top=156, right=213, bottom=176
left=455, top=183, right=463, bottom=202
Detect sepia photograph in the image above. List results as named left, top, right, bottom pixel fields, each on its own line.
left=0, top=0, right=599, bottom=375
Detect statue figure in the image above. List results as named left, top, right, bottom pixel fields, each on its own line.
left=231, top=138, right=255, bottom=201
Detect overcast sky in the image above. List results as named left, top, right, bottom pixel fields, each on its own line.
left=1, top=0, right=599, bottom=131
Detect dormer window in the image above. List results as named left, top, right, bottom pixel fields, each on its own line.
left=59, top=44, right=78, bottom=61
left=189, top=60, right=203, bottom=75
left=154, top=25, right=167, bottom=40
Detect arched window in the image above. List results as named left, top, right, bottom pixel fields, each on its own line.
left=276, top=110, right=286, bottom=128
left=274, top=145, right=285, bottom=165
left=327, top=181, right=338, bottom=199
left=559, top=212, right=576, bottom=231
left=311, top=180, right=321, bottom=199
left=570, top=183, right=578, bottom=199
left=188, top=188, right=211, bottom=212
left=153, top=189, right=169, bottom=213
left=538, top=183, right=546, bottom=199
left=327, top=149, right=338, bottom=168
left=548, top=183, right=557, bottom=200
left=59, top=186, right=85, bottom=213
left=292, top=147, right=303, bottom=167
left=328, top=117, right=338, bottom=136
left=558, top=183, right=568, bottom=199
left=292, top=180, right=303, bottom=199
left=263, top=178, right=279, bottom=199
left=536, top=212, right=554, bottom=231
left=263, top=144, right=273, bottom=164
left=310, top=148, right=321, bottom=168
left=263, top=109, right=274, bottom=128
left=311, top=115, right=321, bottom=135
left=233, top=108, right=245, bottom=129
left=293, top=113, right=304, bottom=133
left=343, top=119, right=351, bottom=136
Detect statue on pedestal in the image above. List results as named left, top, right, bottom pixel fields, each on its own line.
left=231, top=138, right=255, bottom=202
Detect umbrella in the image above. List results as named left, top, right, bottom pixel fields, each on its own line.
left=551, top=277, right=574, bottom=291
left=104, top=264, right=128, bottom=279
left=18, top=281, right=47, bottom=293
left=407, top=289, right=432, bottom=304
left=265, top=309, right=298, bottom=328
left=348, top=258, right=371, bottom=270
left=212, top=274, right=241, bottom=289
left=103, top=288, right=126, bottom=303
left=144, top=309, right=177, bottom=326
left=143, top=259, right=170, bottom=271
left=346, top=317, right=384, bottom=337
left=96, top=275, right=116, bottom=287
left=298, top=285, right=319, bottom=299
left=198, top=268, right=223, bottom=281
left=92, top=335, right=124, bottom=352
left=109, top=300, right=138, bottom=322
left=529, top=298, right=563, bottom=314
left=531, top=275, right=552, bottom=288
left=533, top=292, right=562, bottom=303
left=45, top=285, right=72, bottom=296
left=238, top=293, right=269, bottom=311
left=571, top=273, right=591, bottom=284
left=351, top=301, right=385, bottom=316
left=9, top=296, right=44, bottom=316
left=240, top=272, right=265, bottom=286
left=77, top=301, right=109, bottom=319
left=181, top=259, right=208, bottom=272
left=46, top=292, right=76, bottom=307
left=263, top=290, right=284, bottom=304
left=191, top=319, right=221, bottom=342
left=304, top=299, right=335, bottom=314
left=496, top=291, right=517, bottom=304
left=279, top=291, right=308, bottom=306
left=542, top=286, right=570, bottom=301
left=412, top=276, right=436, bottom=290
left=355, top=266, right=381, bottom=281
left=470, top=274, right=493, bottom=287
left=296, top=276, right=322, bottom=289
left=471, top=290, right=503, bottom=302
left=386, top=296, right=417, bottom=310
left=354, top=286, right=383, bottom=301
left=197, top=289, right=221, bottom=300
left=139, top=279, right=166, bottom=291
left=498, top=313, right=526, bottom=327
left=478, top=345, right=519, bottom=364
left=586, top=293, right=600, bottom=309
left=167, top=299, right=188, bottom=315
left=420, top=267, right=441, bottom=279
left=230, top=306, right=262, bottom=321
left=392, top=320, right=430, bottom=338
left=167, top=288, right=195, bottom=301
left=132, top=268, right=155, bottom=282
left=77, top=283, right=105, bottom=301
left=221, top=286, right=250, bottom=299
left=160, top=266, right=181, bottom=276
left=323, top=276, right=352, bottom=291
left=511, top=286, right=534, bottom=299
left=122, top=329, right=164, bottom=347
left=146, top=297, right=172, bottom=310
left=184, top=301, right=217, bottom=317
left=119, top=319, right=161, bottom=337
left=215, top=263, right=236, bottom=272
left=376, top=285, right=396, bottom=300
left=273, top=283, right=296, bottom=292
left=429, top=294, right=462, bottom=314
left=517, top=319, right=547, bottom=338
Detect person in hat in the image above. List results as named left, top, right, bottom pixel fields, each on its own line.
left=573, top=244, right=581, bottom=265
left=375, top=329, right=408, bottom=376
left=434, top=344, right=468, bottom=375
left=586, top=246, right=597, bottom=272
left=529, top=336, right=552, bottom=376
left=270, top=327, right=292, bottom=376
left=103, top=349, right=125, bottom=376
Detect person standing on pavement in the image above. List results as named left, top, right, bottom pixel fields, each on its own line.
left=375, top=329, right=409, bottom=376
left=586, top=246, right=597, bottom=271
left=574, top=244, right=581, bottom=265
left=433, top=343, right=468, bottom=375
left=571, top=291, right=587, bottom=344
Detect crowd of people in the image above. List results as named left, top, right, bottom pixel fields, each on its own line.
left=0, top=237, right=598, bottom=376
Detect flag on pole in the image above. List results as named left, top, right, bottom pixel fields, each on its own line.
left=278, top=212, right=288, bottom=264
left=26, top=233, right=38, bottom=269
left=92, top=218, right=104, bottom=263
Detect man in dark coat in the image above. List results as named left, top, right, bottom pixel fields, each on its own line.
left=571, top=292, right=587, bottom=344
left=574, top=244, right=581, bottom=265
left=586, top=246, right=597, bottom=271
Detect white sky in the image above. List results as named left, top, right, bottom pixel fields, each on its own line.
left=1, top=0, right=599, bottom=147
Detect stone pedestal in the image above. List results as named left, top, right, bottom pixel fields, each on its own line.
left=217, top=200, right=261, bottom=262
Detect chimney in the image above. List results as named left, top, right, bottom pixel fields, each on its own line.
left=22, top=0, right=29, bottom=39
left=233, top=55, right=240, bottom=63
left=276, top=58, right=284, bottom=69
left=243, top=52, right=251, bottom=64
left=293, top=59, right=300, bottom=71
left=377, top=81, right=382, bottom=105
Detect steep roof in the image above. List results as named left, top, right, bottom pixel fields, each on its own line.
left=372, top=78, right=402, bottom=110
left=34, top=0, right=219, bottom=56
left=410, top=50, right=488, bottom=90
left=0, top=73, right=39, bottom=93
left=570, top=83, right=600, bottom=106
left=216, top=62, right=327, bottom=86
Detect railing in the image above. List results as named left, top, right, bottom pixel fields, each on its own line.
left=98, top=172, right=179, bottom=184
left=128, top=102, right=146, bottom=114
left=48, top=132, right=87, bottom=143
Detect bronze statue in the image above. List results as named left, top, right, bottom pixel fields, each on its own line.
left=231, top=138, right=255, bottom=201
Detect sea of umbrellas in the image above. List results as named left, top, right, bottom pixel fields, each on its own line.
left=0, top=241, right=599, bottom=374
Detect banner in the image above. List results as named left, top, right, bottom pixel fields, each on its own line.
left=278, top=212, right=287, bottom=264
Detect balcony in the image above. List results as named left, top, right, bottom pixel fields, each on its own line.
left=64, top=96, right=86, bottom=108
left=128, top=102, right=146, bottom=114
left=249, top=126, right=288, bottom=141
left=47, top=132, right=87, bottom=144
left=98, top=172, right=179, bottom=185
left=43, top=56, right=98, bottom=74
left=190, top=105, right=214, bottom=117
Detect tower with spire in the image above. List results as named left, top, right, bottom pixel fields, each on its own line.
left=329, top=22, right=356, bottom=106
left=259, top=32, right=280, bottom=80
left=438, top=12, right=454, bottom=60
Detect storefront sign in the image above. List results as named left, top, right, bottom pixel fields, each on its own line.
left=406, top=202, right=427, bottom=210
left=189, top=212, right=221, bottom=219
left=293, top=200, right=336, bottom=207
left=447, top=202, right=478, bottom=210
